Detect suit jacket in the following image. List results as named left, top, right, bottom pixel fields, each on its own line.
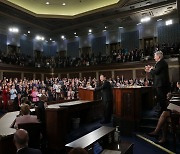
left=17, top=147, right=42, bottom=154
left=150, top=58, right=170, bottom=88
left=15, top=115, right=39, bottom=128
left=95, top=80, right=113, bottom=102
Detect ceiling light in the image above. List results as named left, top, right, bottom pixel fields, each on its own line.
left=105, top=26, right=107, bottom=29
left=74, top=32, right=77, bottom=35
left=165, top=19, right=172, bottom=25
left=50, top=38, right=52, bottom=41
left=141, top=17, right=151, bottom=23
left=46, top=2, right=50, bottom=5
left=35, top=35, right=45, bottom=41
left=157, top=19, right=162, bottom=21
left=62, top=3, right=66, bottom=6
left=88, top=29, right=92, bottom=33
left=9, top=27, right=19, bottom=33
left=28, top=31, right=30, bottom=34
left=61, top=35, right=65, bottom=39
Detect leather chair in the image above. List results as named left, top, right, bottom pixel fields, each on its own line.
left=18, top=122, right=41, bottom=149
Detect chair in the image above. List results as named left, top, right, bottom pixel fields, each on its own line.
left=18, top=122, right=41, bottom=149
left=168, top=100, right=180, bottom=151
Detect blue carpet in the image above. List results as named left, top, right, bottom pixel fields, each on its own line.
left=65, top=120, right=177, bottom=154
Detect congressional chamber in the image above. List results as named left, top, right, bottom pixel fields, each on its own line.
left=0, top=0, right=180, bottom=154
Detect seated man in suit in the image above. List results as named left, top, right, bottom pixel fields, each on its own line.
left=14, top=104, right=39, bottom=129
left=14, top=129, right=42, bottom=154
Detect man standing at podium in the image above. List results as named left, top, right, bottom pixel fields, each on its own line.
left=95, top=74, right=113, bottom=123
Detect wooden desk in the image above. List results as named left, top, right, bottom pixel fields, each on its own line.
left=0, top=108, right=38, bottom=154
left=46, top=100, right=102, bottom=151
left=0, top=111, right=19, bottom=154
left=102, top=141, right=133, bottom=154
left=78, top=88, right=100, bottom=101
left=113, top=86, right=153, bottom=134
left=65, top=126, right=115, bottom=153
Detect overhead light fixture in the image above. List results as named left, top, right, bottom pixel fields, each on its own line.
left=74, top=32, right=77, bottom=35
left=35, top=35, right=45, bottom=41
left=9, top=27, right=19, bottom=33
left=157, top=19, right=162, bottom=21
left=105, top=26, right=107, bottom=29
left=46, top=2, right=50, bottom=5
left=28, top=31, right=30, bottom=34
left=137, top=23, right=142, bottom=25
left=140, top=16, right=151, bottom=23
left=165, top=19, right=172, bottom=25
left=62, top=3, right=66, bottom=6
left=50, top=38, right=52, bottom=41
left=61, top=35, right=65, bottom=39
left=88, top=29, right=92, bottom=33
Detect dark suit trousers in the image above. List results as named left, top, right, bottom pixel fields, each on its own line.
left=103, top=101, right=113, bottom=122
left=156, top=87, right=169, bottom=112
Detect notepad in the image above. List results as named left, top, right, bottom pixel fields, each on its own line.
left=167, top=103, right=180, bottom=113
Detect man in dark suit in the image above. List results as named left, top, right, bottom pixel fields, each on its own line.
left=145, top=51, right=170, bottom=113
left=14, top=129, right=42, bottom=154
left=95, top=74, right=113, bottom=123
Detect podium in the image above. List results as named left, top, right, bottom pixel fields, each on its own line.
left=113, top=86, right=153, bottom=134
left=78, top=88, right=99, bottom=101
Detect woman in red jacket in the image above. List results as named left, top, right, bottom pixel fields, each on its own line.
left=2, top=85, right=9, bottom=110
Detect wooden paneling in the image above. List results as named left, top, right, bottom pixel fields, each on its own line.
left=61, top=73, right=67, bottom=79
left=169, top=67, right=180, bottom=82
left=114, top=70, right=133, bottom=80
left=69, top=73, right=79, bottom=78
left=35, top=74, right=41, bottom=80
left=24, top=73, right=33, bottom=80
left=3, top=72, right=21, bottom=79
left=99, top=71, right=112, bottom=79
left=81, top=72, right=96, bottom=79
left=136, top=69, right=147, bottom=79
left=44, top=74, right=53, bottom=79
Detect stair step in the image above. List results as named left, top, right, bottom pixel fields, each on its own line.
left=135, top=133, right=175, bottom=154
left=140, top=125, right=156, bottom=129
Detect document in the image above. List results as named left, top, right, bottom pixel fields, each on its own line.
left=167, top=103, right=180, bottom=113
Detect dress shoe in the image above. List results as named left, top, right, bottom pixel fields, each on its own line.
left=147, top=132, right=159, bottom=139
left=156, top=140, right=167, bottom=145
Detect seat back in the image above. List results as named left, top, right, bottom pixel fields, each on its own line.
left=18, top=122, right=41, bottom=149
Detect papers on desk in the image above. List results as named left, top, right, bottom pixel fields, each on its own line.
left=101, top=149, right=121, bottom=154
left=167, top=103, right=180, bottom=113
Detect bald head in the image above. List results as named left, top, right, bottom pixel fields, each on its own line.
left=14, top=129, right=29, bottom=149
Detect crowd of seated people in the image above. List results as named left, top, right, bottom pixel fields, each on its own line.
left=0, top=76, right=153, bottom=112
left=0, top=42, right=179, bottom=69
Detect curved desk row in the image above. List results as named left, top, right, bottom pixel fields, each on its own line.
left=0, top=108, right=35, bottom=154
left=0, top=111, right=19, bottom=154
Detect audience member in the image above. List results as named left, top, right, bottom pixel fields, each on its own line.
left=14, top=129, right=42, bottom=154
left=14, top=104, right=39, bottom=129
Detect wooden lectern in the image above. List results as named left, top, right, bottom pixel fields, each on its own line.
left=113, top=87, right=153, bottom=134
left=78, top=88, right=99, bottom=101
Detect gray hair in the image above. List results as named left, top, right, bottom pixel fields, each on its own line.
left=154, top=51, right=163, bottom=59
